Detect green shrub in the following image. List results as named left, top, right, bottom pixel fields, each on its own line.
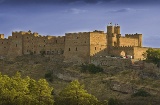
left=132, top=89, right=151, bottom=97
left=45, top=71, right=53, bottom=82
left=81, top=64, right=103, bottom=74
left=108, top=98, right=121, bottom=105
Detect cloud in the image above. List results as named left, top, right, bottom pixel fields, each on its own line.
left=65, top=8, right=87, bottom=14
left=108, top=8, right=135, bottom=13
left=1, top=0, right=160, bottom=5
left=107, top=8, right=147, bottom=13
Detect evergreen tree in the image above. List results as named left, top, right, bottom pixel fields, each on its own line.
left=57, top=80, right=98, bottom=105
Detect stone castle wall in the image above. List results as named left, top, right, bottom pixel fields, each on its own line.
left=0, top=24, right=153, bottom=64
left=90, top=31, right=107, bottom=56
left=63, top=32, right=90, bottom=64
left=119, top=37, right=139, bottom=47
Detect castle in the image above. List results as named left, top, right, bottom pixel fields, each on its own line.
left=0, top=24, right=150, bottom=64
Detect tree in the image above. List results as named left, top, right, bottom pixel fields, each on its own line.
left=56, top=80, right=98, bottom=105
left=0, top=72, right=54, bottom=105
left=145, top=48, right=160, bottom=64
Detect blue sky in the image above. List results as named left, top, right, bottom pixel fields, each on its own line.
left=0, top=0, right=160, bottom=47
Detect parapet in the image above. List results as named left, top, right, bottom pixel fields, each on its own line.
left=93, top=30, right=104, bottom=33
left=12, top=30, right=39, bottom=36
left=65, top=32, right=90, bottom=36
left=112, top=46, right=134, bottom=49
left=125, top=33, right=142, bottom=38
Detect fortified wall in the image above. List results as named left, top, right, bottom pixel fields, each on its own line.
left=0, top=24, right=156, bottom=64
left=0, top=31, right=65, bottom=58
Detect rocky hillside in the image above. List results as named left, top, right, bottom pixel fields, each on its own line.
left=1, top=55, right=160, bottom=105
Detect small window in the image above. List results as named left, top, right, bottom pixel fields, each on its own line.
left=76, top=47, right=77, bottom=51
left=77, top=37, right=79, bottom=39
left=16, top=44, right=17, bottom=47
left=44, top=40, right=45, bottom=42
left=44, top=45, right=45, bottom=47
left=2, top=42, right=3, bottom=44
left=27, top=37, right=28, bottom=39
left=69, top=48, right=70, bottom=51
left=16, top=36, right=17, bottom=38
left=95, top=47, right=96, bottom=50
left=4, top=47, right=6, bottom=48
left=56, top=40, right=57, bottom=43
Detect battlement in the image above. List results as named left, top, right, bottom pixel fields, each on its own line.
left=12, top=31, right=38, bottom=36
left=125, top=33, right=142, bottom=38
left=66, top=32, right=90, bottom=35
left=93, top=30, right=104, bottom=33
left=112, top=46, right=134, bottom=48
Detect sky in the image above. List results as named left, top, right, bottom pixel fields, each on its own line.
left=0, top=0, right=160, bottom=47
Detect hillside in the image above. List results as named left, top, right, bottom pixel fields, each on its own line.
left=1, top=55, right=160, bottom=105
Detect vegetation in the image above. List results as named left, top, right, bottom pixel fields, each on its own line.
left=45, top=71, right=53, bottom=82
left=55, top=80, right=98, bottom=105
left=81, top=64, right=103, bottom=74
left=132, top=89, right=151, bottom=97
left=0, top=72, right=54, bottom=105
left=108, top=98, right=122, bottom=105
left=145, top=48, right=160, bottom=64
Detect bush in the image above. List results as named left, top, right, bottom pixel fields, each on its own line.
left=81, top=64, right=103, bottom=74
left=132, top=89, right=151, bottom=97
left=45, top=71, right=53, bottom=82
left=108, top=98, right=122, bottom=105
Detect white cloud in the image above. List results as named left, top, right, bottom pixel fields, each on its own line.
left=107, top=8, right=147, bottom=13
left=65, top=8, right=87, bottom=14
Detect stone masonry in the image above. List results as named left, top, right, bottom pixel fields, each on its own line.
left=0, top=24, right=154, bottom=64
